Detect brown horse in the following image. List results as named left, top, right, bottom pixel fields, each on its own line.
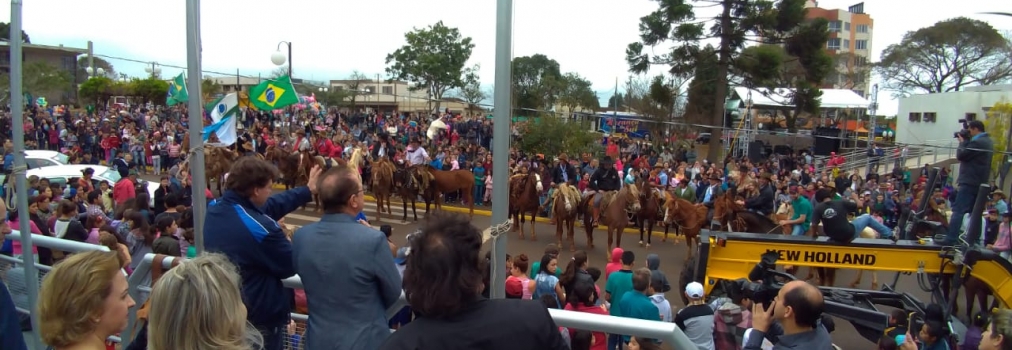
left=395, top=165, right=433, bottom=221
left=509, top=169, right=544, bottom=240
left=369, top=157, right=396, bottom=221
left=580, top=184, right=641, bottom=260
left=551, top=183, right=583, bottom=251
left=177, top=145, right=237, bottom=195
left=635, top=181, right=669, bottom=249
left=661, top=194, right=708, bottom=261
left=420, top=165, right=475, bottom=217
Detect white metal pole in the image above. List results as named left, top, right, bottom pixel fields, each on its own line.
left=489, top=0, right=513, bottom=299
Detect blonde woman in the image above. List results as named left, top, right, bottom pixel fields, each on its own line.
left=147, top=253, right=262, bottom=350
left=38, top=250, right=135, bottom=350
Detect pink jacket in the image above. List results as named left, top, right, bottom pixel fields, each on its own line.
left=993, top=222, right=1011, bottom=253
left=11, top=218, right=42, bottom=255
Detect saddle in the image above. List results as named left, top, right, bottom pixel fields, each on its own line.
left=588, top=190, right=619, bottom=211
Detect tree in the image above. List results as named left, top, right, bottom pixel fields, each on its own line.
left=517, top=116, right=602, bottom=156
left=607, top=93, right=625, bottom=111
left=345, top=70, right=369, bottom=111
left=558, top=73, right=599, bottom=114
left=684, top=45, right=719, bottom=127
left=626, top=0, right=813, bottom=161
left=268, top=66, right=290, bottom=79
left=316, top=88, right=351, bottom=107
left=455, top=64, right=486, bottom=114
left=737, top=18, right=833, bottom=131
left=876, top=17, right=1012, bottom=95
left=0, top=62, right=73, bottom=100
left=512, top=54, right=563, bottom=115
left=78, top=76, right=116, bottom=106
left=985, top=99, right=1012, bottom=183
left=830, top=52, right=871, bottom=91
left=622, top=74, right=684, bottom=141
left=128, top=77, right=170, bottom=105
left=0, top=22, right=29, bottom=43
left=385, top=21, right=475, bottom=113
left=202, top=78, right=222, bottom=100
left=76, top=57, right=115, bottom=82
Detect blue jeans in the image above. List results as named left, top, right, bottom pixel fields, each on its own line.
left=132, top=150, right=146, bottom=171
left=607, top=334, right=624, bottom=350
left=791, top=225, right=806, bottom=236
left=473, top=183, right=485, bottom=204
left=545, top=188, right=555, bottom=217
left=852, top=214, right=893, bottom=238
left=258, top=325, right=285, bottom=350
left=946, top=184, right=977, bottom=244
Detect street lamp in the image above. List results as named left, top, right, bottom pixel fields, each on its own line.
left=272, top=41, right=292, bottom=77
left=85, top=66, right=104, bottom=78
left=318, top=87, right=328, bottom=93
left=144, top=63, right=161, bottom=77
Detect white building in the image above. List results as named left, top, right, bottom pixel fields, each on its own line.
left=896, top=85, right=1012, bottom=146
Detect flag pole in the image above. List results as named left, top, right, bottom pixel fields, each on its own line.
left=185, top=0, right=208, bottom=254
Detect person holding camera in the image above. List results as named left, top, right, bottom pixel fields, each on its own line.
left=746, top=280, right=833, bottom=349
left=944, top=120, right=993, bottom=246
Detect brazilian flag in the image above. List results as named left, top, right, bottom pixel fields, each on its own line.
left=166, top=73, right=189, bottom=106
left=248, top=75, right=298, bottom=111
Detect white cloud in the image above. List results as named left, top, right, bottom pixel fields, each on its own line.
left=2, top=0, right=1010, bottom=116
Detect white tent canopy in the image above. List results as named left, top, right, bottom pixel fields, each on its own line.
left=731, top=87, right=870, bottom=109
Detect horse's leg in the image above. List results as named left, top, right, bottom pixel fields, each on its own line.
left=567, top=215, right=576, bottom=252
left=871, top=272, right=879, bottom=290
left=584, top=211, right=595, bottom=250
left=850, top=270, right=864, bottom=288
left=466, top=186, right=475, bottom=218
left=376, top=195, right=384, bottom=221
left=638, top=216, right=646, bottom=247
left=401, top=195, right=409, bottom=222
left=646, top=218, right=654, bottom=248
left=555, top=209, right=564, bottom=250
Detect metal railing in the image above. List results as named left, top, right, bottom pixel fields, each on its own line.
left=0, top=231, right=116, bottom=349
left=120, top=253, right=698, bottom=350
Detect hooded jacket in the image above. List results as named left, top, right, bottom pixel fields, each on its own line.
left=646, top=254, right=671, bottom=293
left=604, top=247, right=624, bottom=280
left=204, top=187, right=311, bottom=328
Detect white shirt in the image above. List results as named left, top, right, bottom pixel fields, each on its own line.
left=406, top=147, right=428, bottom=166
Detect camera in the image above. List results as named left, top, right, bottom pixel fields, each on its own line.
left=731, top=251, right=782, bottom=309
left=954, top=119, right=970, bottom=139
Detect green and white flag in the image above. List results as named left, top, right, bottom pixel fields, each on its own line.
left=166, top=73, right=189, bottom=106
left=208, top=93, right=238, bottom=124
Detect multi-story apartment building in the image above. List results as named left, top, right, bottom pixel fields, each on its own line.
left=804, top=1, right=874, bottom=97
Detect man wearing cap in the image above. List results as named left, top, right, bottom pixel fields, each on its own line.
left=292, top=129, right=311, bottom=154
left=587, top=155, right=621, bottom=226
left=701, top=174, right=724, bottom=224
left=782, top=185, right=812, bottom=236
left=675, top=281, right=715, bottom=350
left=739, top=172, right=775, bottom=217
left=809, top=188, right=893, bottom=242
left=404, top=138, right=429, bottom=167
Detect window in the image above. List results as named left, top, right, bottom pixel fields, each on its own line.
left=333, top=86, right=344, bottom=91
left=828, top=21, right=842, bottom=32
left=827, top=38, right=841, bottom=50
left=365, top=86, right=376, bottom=94
left=61, top=56, right=75, bottom=71
left=843, top=39, right=850, bottom=50
left=856, top=24, right=869, bottom=33
left=909, top=112, right=922, bottom=122
left=855, top=40, right=868, bottom=50
left=844, top=22, right=851, bottom=31
left=923, top=112, right=937, bottom=123
left=965, top=113, right=978, bottom=121
left=853, top=90, right=865, bottom=97
left=382, top=86, right=393, bottom=95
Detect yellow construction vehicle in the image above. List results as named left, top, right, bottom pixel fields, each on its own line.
left=684, top=168, right=1011, bottom=345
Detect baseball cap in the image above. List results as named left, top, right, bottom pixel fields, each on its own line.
left=685, top=282, right=704, bottom=299
left=394, top=247, right=410, bottom=265
left=505, top=278, right=524, bottom=298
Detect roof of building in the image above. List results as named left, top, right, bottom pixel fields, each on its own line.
left=731, top=86, right=870, bottom=109
left=0, top=41, right=87, bottom=54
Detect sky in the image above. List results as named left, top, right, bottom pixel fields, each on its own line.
left=2, top=0, right=1010, bottom=116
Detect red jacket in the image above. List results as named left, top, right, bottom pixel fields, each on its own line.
left=113, top=178, right=136, bottom=206
left=316, top=139, right=336, bottom=157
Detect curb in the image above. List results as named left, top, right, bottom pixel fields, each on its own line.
left=357, top=193, right=676, bottom=238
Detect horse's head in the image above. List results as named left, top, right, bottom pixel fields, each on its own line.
left=532, top=172, right=543, bottom=192
left=620, top=184, right=641, bottom=213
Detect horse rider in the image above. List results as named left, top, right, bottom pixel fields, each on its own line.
left=737, top=172, right=775, bottom=217
left=587, top=155, right=621, bottom=227
left=314, top=130, right=338, bottom=169
left=292, top=129, right=312, bottom=154
left=373, top=133, right=394, bottom=162
left=548, top=153, right=579, bottom=224
left=701, top=173, right=724, bottom=225
left=647, top=164, right=666, bottom=198
left=404, top=138, right=429, bottom=167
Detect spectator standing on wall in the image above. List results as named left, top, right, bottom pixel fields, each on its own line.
left=944, top=120, right=993, bottom=246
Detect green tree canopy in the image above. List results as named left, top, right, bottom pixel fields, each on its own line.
left=512, top=54, right=563, bottom=114
left=984, top=99, right=1012, bottom=182
left=517, top=116, right=602, bottom=157
left=876, top=17, right=1012, bottom=95
left=78, top=76, right=115, bottom=105
left=0, top=22, right=29, bottom=43
left=76, top=57, right=115, bottom=82
left=558, top=73, right=599, bottom=113
left=626, top=0, right=813, bottom=160
left=0, top=62, right=72, bottom=101
left=684, top=45, right=719, bottom=128
left=128, top=77, right=170, bottom=106
left=201, top=78, right=222, bottom=100
left=607, top=93, right=625, bottom=111
left=385, top=21, right=475, bottom=112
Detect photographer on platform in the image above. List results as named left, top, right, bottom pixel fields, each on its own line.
left=746, top=281, right=833, bottom=350
left=944, top=120, right=993, bottom=246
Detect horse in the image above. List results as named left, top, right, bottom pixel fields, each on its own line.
left=550, top=183, right=583, bottom=251
left=635, top=180, right=669, bottom=249
left=177, top=145, right=237, bottom=195
left=368, top=157, right=396, bottom=221
left=661, top=193, right=708, bottom=261
left=580, top=184, right=641, bottom=260
left=712, top=189, right=781, bottom=234
left=264, top=145, right=304, bottom=190
left=395, top=165, right=433, bottom=221
left=420, top=165, right=475, bottom=217
left=509, top=169, right=543, bottom=240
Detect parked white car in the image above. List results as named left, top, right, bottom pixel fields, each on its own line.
left=25, top=165, right=158, bottom=207
left=24, top=150, right=70, bottom=169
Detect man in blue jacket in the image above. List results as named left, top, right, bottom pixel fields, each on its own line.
left=945, top=120, right=993, bottom=245
left=204, top=157, right=321, bottom=350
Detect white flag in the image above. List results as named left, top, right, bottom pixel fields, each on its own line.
left=210, top=93, right=239, bottom=123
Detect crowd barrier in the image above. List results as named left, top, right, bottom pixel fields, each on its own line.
left=0, top=248, right=693, bottom=350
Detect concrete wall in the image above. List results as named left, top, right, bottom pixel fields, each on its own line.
left=897, top=87, right=1012, bottom=146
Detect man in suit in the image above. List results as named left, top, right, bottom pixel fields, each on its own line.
left=293, top=165, right=403, bottom=350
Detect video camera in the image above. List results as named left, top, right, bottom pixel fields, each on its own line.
left=730, top=251, right=783, bottom=309
left=954, top=119, right=970, bottom=139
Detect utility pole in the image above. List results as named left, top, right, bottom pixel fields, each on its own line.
left=866, top=83, right=879, bottom=177
left=489, top=0, right=513, bottom=299
left=185, top=0, right=207, bottom=253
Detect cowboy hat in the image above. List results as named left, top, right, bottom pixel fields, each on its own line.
left=992, top=190, right=1006, bottom=198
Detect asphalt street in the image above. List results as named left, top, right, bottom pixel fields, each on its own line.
left=150, top=173, right=936, bottom=350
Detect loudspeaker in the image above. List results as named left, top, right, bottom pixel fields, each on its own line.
left=813, top=127, right=841, bottom=156
left=748, top=141, right=764, bottom=162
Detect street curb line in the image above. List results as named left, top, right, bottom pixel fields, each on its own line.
left=358, top=193, right=675, bottom=238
